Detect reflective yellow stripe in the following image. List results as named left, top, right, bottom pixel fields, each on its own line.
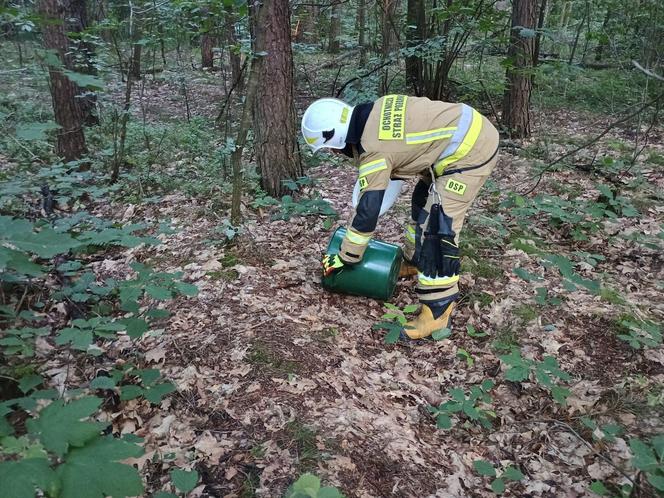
left=405, top=127, right=456, bottom=145
left=344, top=229, right=371, bottom=245
left=418, top=273, right=460, bottom=287
left=405, top=226, right=416, bottom=244
left=358, top=158, right=387, bottom=178
left=434, top=106, right=483, bottom=176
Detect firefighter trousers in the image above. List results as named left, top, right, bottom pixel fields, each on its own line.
left=404, top=142, right=498, bottom=303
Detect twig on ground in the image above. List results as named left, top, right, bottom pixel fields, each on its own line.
left=527, top=418, right=636, bottom=485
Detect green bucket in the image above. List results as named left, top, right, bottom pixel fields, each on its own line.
left=321, top=227, right=403, bottom=301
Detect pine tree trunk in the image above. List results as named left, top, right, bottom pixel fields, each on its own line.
left=252, top=0, right=302, bottom=197
left=358, top=0, right=367, bottom=64
left=39, top=0, right=87, bottom=162
left=130, top=42, right=142, bottom=80
left=327, top=1, right=341, bottom=53
left=201, top=33, right=215, bottom=68
left=406, top=0, right=425, bottom=94
left=68, top=0, right=98, bottom=126
left=502, top=0, right=537, bottom=138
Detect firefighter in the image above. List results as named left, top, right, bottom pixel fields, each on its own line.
left=302, top=95, right=499, bottom=340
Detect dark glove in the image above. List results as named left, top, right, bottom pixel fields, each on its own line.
left=322, top=254, right=347, bottom=277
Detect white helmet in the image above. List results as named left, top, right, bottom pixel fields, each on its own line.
left=301, top=98, right=354, bottom=152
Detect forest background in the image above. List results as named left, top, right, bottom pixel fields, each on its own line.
left=0, top=0, right=663, bottom=497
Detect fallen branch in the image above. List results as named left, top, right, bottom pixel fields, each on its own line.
left=632, top=60, right=664, bottom=82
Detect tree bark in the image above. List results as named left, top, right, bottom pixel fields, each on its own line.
left=533, top=0, right=547, bottom=66
left=130, top=41, right=141, bottom=80
left=201, top=33, right=215, bottom=68
left=68, top=0, right=98, bottom=126
left=327, top=1, right=341, bottom=53
left=39, top=0, right=87, bottom=162
left=252, top=0, right=302, bottom=197
left=502, top=0, right=537, bottom=138
left=358, top=0, right=367, bottom=64
left=405, top=0, right=425, bottom=94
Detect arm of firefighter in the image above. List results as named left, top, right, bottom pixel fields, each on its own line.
left=339, top=157, right=391, bottom=263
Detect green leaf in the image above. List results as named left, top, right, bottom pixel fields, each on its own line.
left=402, top=304, right=419, bottom=313
left=119, top=385, right=144, bottom=401
left=170, top=468, right=199, bottom=494
left=651, top=435, right=664, bottom=459
left=175, top=281, right=199, bottom=297
left=501, top=466, right=524, bottom=481
left=318, top=487, right=345, bottom=498
left=154, top=493, right=178, bottom=498
left=473, top=459, right=496, bottom=477
left=647, top=474, right=664, bottom=491
left=629, top=438, right=658, bottom=471
left=551, top=385, right=570, bottom=405
left=589, top=480, right=609, bottom=495
left=0, top=457, right=57, bottom=498
left=56, top=327, right=93, bottom=350
left=143, top=382, right=176, bottom=404
left=513, top=267, right=542, bottom=282
left=119, top=317, right=149, bottom=339
left=18, top=374, right=43, bottom=393
left=289, top=473, right=321, bottom=496
left=90, top=376, right=116, bottom=389
left=432, top=327, right=452, bottom=341
left=145, top=285, right=173, bottom=300
left=505, top=366, right=529, bottom=382
left=57, top=436, right=144, bottom=498
left=450, top=388, right=466, bottom=402
left=62, top=70, right=105, bottom=90
left=436, top=414, right=453, bottom=429
left=467, top=324, right=488, bottom=338
left=490, top=477, right=505, bottom=494
left=26, top=397, right=106, bottom=456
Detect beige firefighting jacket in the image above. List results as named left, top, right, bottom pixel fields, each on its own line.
left=339, top=95, right=499, bottom=263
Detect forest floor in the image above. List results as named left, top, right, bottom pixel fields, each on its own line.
left=82, top=72, right=664, bottom=497
left=28, top=71, right=664, bottom=497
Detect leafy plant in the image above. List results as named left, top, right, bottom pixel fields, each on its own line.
left=429, top=380, right=495, bottom=430
left=629, top=435, right=664, bottom=492
left=285, top=473, right=345, bottom=498
left=373, top=303, right=419, bottom=344
left=500, top=350, right=571, bottom=404
left=473, top=459, right=524, bottom=494
left=91, top=365, right=176, bottom=405
left=615, top=317, right=662, bottom=349
left=0, top=396, right=144, bottom=498
left=272, top=194, right=337, bottom=221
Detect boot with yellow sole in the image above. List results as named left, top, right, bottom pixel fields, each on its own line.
left=402, top=295, right=457, bottom=340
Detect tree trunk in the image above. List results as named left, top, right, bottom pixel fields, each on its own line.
left=68, top=0, right=98, bottom=126
left=533, top=0, right=547, bottom=66
left=380, top=0, right=398, bottom=94
left=225, top=9, right=244, bottom=94
left=358, top=0, right=367, bottom=64
left=201, top=33, right=215, bottom=68
left=252, top=0, right=302, bottom=197
left=405, top=0, right=425, bottom=94
left=130, top=41, right=142, bottom=80
left=502, top=0, right=537, bottom=138
left=327, top=1, right=341, bottom=53
left=39, top=0, right=87, bottom=162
